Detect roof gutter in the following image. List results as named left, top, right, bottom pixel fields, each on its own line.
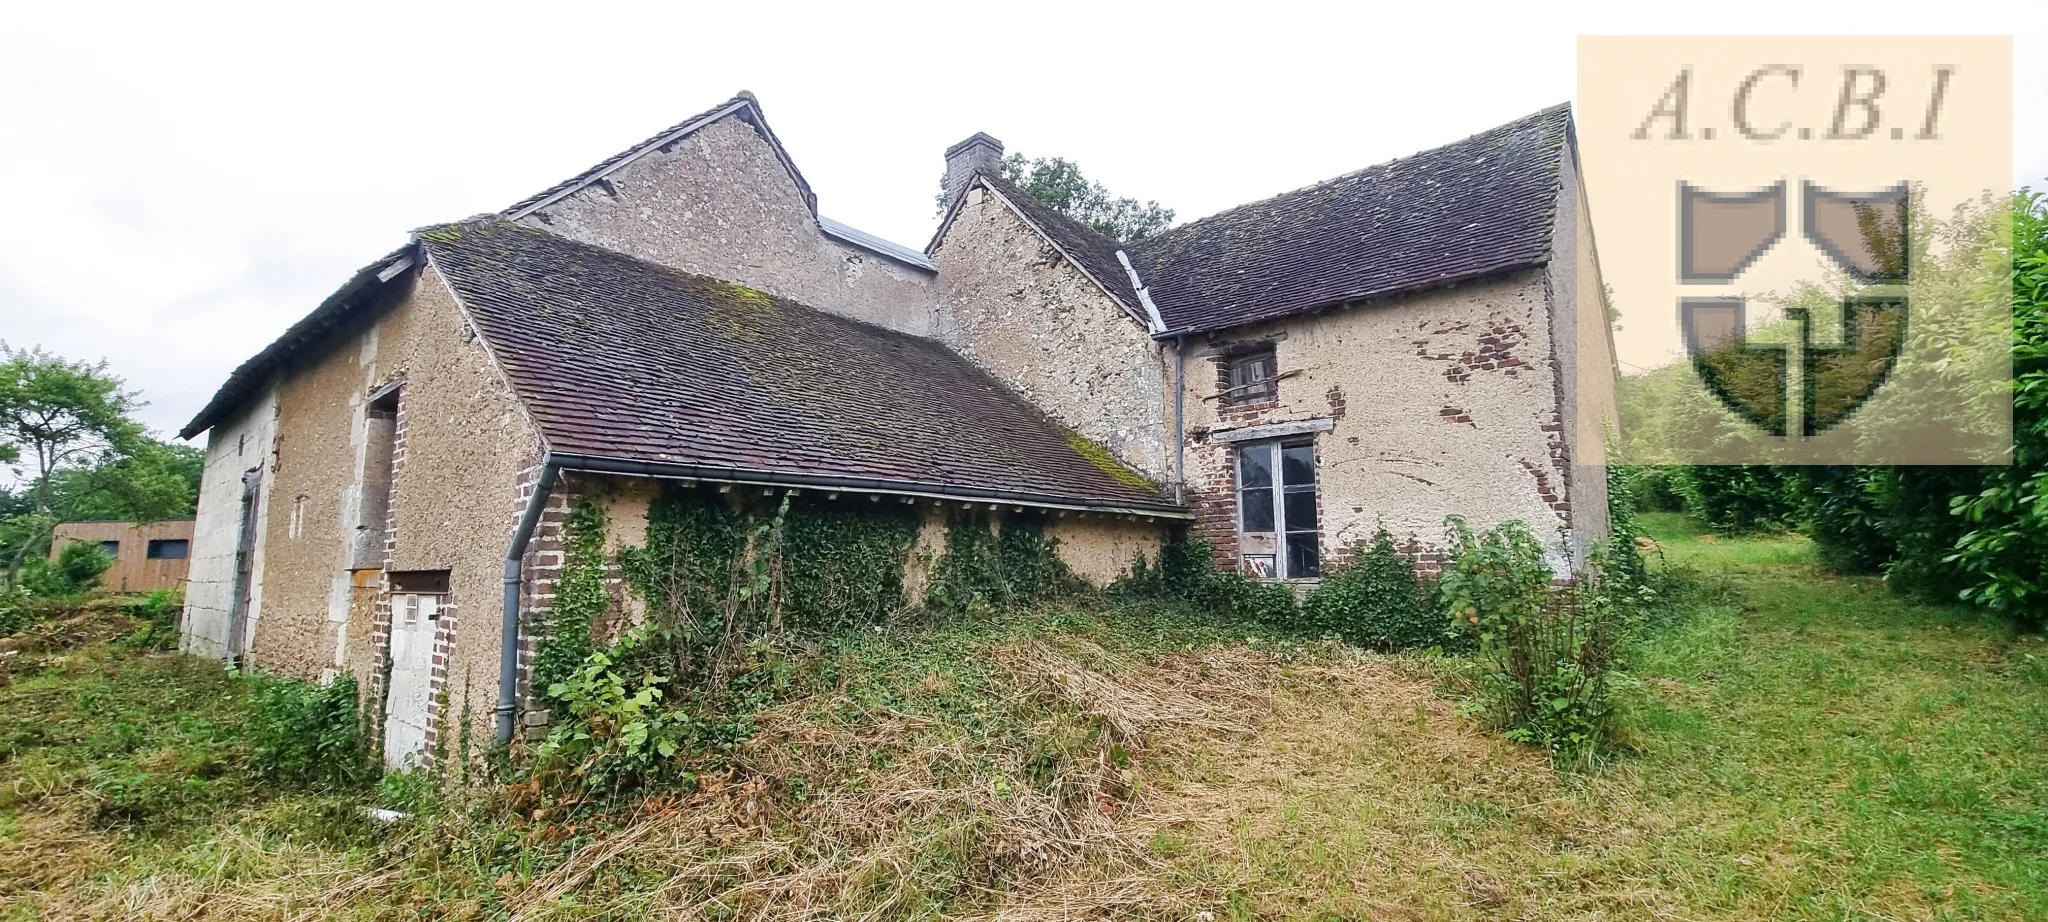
left=548, top=452, right=1191, bottom=519
left=496, top=457, right=559, bottom=746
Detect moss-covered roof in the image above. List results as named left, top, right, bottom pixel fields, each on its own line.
left=1125, top=104, right=1572, bottom=334
left=421, top=221, right=1177, bottom=513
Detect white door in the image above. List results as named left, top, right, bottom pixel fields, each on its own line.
left=382, top=593, right=437, bottom=770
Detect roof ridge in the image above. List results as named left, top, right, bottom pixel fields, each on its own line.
left=1129, top=102, right=1571, bottom=258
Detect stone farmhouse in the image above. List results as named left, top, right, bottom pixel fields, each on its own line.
left=177, top=93, right=1615, bottom=767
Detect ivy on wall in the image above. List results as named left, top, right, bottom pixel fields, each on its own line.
left=925, top=509, right=1079, bottom=612
left=525, top=484, right=1082, bottom=788
left=530, top=499, right=611, bottom=707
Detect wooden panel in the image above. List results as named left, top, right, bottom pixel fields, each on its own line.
left=49, top=520, right=196, bottom=593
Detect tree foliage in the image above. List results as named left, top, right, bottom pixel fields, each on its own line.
left=940, top=153, right=1176, bottom=243
left=0, top=344, right=144, bottom=516
left=999, top=154, right=1176, bottom=243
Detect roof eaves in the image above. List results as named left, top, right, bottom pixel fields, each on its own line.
left=1163, top=261, right=1551, bottom=339
left=549, top=451, right=1191, bottom=519
left=179, top=246, right=417, bottom=439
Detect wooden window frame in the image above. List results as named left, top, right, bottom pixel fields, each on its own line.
left=1222, top=346, right=1280, bottom=408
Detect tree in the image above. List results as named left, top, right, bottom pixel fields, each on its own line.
left=0, top=344, right=148, bottom=584
left=940, top=153, right=1176, bottom=243
left=0, top=344, right=144, bottom=517
left=41, top=437, right=203, bottom=523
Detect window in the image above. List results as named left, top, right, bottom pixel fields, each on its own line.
left=97, top=540, right=120, bottom=558
left=146, top=539, right=189, bottom=560
left=1235, top=439, right=1319, bottom=579
left=1223, top=347, right=1279, bottom=407
left=397, top=592, right=439, bottom=625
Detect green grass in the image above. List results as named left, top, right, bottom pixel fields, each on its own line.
left=3, top=529, right=2045, bottom=920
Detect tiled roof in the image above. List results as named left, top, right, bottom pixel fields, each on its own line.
left=420, top=220, right=1177, bottom=513
left=1126, top=104, right=1571, bottom=335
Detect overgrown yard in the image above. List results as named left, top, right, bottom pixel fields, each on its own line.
left=3, top=518, right=2045, bottom=920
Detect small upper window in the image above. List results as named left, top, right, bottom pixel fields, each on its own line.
left=1224, top=347, right=1279, bottom=407
left=97, top=540, right=121, bottom=558
left=147, top=539, right=189, bottom=560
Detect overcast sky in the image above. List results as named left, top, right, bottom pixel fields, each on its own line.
left=4, top=2, right=2044, bottom=443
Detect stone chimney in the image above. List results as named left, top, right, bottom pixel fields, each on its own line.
left=942, top=132, right=1004, bottom=206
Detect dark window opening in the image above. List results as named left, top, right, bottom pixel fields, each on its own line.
left=97, top=540, right=120, bottom=558
left=351, top=384, right=402, bottom=570
left=1224, top=347, right=1279, bottom=407
left=146, top=539, right=189, bottom=560
left=388, top=569, right=451, bottom=595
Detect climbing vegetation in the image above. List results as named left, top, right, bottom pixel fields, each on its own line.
left=925, top=509, right=1080, bottom=613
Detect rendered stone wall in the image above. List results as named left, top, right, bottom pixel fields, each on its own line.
left=929, top=186, right=1172, bottom=483
left=240, top=268, right=541, bottom=762
left=516, top=114, right=934, bottom=335
left=1553, top=141, right=1619, bottom=557
left=182, top=388, right=277, bottom=660
left=1177, top=270, right=1582, bottom=575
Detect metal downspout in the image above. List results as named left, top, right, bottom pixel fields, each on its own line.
left=496, top=459, right=558, bottom=746
left=1174, top=333, right=1187, bottom=504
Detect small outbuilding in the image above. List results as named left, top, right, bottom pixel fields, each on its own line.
left=49, top=520, right=194, bottom=593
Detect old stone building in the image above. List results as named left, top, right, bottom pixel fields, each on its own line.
left=179, top=92, right=1614, bottom=767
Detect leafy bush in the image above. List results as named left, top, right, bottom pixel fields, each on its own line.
left=1629, top=466, right=1687, bottom=512
left=1798, top=466, right=1896, bottom=574
left=1301, top=528, right=1448, bottom=650
left=244, top=672, right=369, bottom=789
left=0, top=589, right=30, bottom=637
left=1439, top=518, right=1627, bottom=766
left=1673, top=465, right=1802, bottom=534
left=1790, top=191, right=2048, bottom=628
left=20, top=541, right=114, bottom=598
left=1604, top=467, right=1653, bottom=598
left=536, top=628, right=690, bottom=792
left=1114, top=535, right=1299, bottom=628
left=118, top=588, right=181, bottom=650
